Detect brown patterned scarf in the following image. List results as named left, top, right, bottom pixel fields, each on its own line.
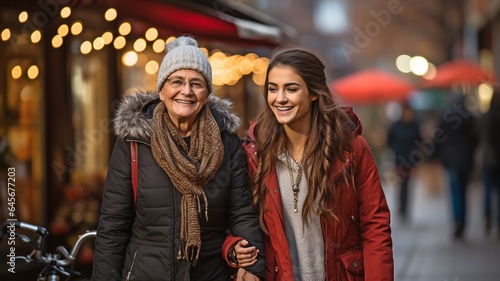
left=151, top=102, right=224, bottom=265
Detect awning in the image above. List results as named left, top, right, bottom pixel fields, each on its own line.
left=98, top=0, right=294, bottom=47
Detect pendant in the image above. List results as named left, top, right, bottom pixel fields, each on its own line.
left=293, top=191, right=298, bottom=212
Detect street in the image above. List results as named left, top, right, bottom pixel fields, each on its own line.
left=386, top=167, right=500, bottom=281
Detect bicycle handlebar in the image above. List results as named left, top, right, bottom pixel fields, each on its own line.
left=51, top=230, right=97, bottom=266
left=0, top=220, right=49, bottom=235
left=0, top=221, right=49, bottom=248
left=69, top=230, right=97, bottom=260
left=0, top=220, right=97, bottom=278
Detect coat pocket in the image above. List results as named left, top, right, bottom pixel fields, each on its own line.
left=338, top=247, right=364, bottom=281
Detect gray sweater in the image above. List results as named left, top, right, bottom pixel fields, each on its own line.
left=276, top=152, right=325, bottom=281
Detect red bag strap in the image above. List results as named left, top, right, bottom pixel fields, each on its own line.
left=130, top=141, right=138, bottom=206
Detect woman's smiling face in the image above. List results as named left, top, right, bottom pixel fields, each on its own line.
left=159, top=69, right=208, bottom=130
left=266, top=65, right=317, bottom=130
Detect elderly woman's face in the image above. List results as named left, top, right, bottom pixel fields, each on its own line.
left=159, top=69, right=209, bottom=129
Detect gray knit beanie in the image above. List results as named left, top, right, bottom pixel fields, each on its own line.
left=156, top=36, right=212, bottom=93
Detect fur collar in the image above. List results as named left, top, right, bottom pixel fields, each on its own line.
left=113, top=91, right=241, bottom=141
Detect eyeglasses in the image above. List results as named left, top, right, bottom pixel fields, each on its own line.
left=166, top=78, right=207, bottom=91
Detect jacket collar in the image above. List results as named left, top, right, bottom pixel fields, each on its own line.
left=342, top=107, right=363, bottom=135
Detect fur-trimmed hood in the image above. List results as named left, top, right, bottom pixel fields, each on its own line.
left=113, top=91, right=241, bottom=141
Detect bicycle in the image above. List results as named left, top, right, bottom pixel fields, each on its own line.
left=0, top=220, right=96, bottom=281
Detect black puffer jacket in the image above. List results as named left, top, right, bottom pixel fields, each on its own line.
left=434, top=94, right=478, bottom=171
left=92, top=92, right=264, bottom=281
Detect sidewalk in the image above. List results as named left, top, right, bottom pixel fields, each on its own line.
left=384, top=169, right=500, bottom=281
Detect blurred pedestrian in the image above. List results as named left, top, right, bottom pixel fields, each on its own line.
left=92, top=36, right=264, bottom=281
left=387, top=103, right=422, bottom=220
left=434, top=92, right=479, bottom=239
left=481, top=90, right=500, bottom=237
left=238, top=48, right=393, bottom=280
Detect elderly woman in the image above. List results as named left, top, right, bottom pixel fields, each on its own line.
left=92, top=36, right=264, bottom=281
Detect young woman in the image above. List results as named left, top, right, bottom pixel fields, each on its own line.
left=240, top=48, right=394, bottom=280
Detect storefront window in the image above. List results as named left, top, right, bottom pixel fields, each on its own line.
left=49, top=35, right=111, bottom=242
left=0, top=12, right=45, bottom=226
left=0, top=42, right=44, bottom=223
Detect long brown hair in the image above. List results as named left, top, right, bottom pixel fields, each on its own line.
left=251, top=48, right=355, bottom=233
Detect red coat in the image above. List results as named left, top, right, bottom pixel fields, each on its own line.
left=244, top=108, right=393, bottom=281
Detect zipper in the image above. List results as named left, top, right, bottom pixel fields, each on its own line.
left=126, top=246, right=140, bottom=281
left=351, top=215, right=361, bottom=231
left=350, top=215, right=364, bottom=248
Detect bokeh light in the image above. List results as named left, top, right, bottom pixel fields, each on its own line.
left=71, top=22, right=83, bottom=35
left=93, top=37, right=105, bottom=50
left=1, top=29, right=11, bottom=41
left=133, top=38, right=147, bottom=52
left=409, top=56, right=429, bottom=76
left=12, top=65, right=22, bottom=79
left=152, top=39, right=165, bottom=53
left=27, top=65, right=39, bottom=79
left=145, top=60, right=159, bottom=74
left=31, top=30, right=42, bottom=44
left=102, top=32, right=113, bottom=45
left=105, top=8, right=117, bottom=21
left=19, top=11, right=28, bottom=23
left=61, top=7, right=71, bottom=18
left=122, top=51, right=138, bottom=66
left=58, top=24, right=69, bottom=37
left=80, top=41, right=92, bottom=54
left=145, top=28, right=158, bottom=41
left=119, top=22, right=131, bottom=36
left=396, top=54, right=412, bottom=73
left=52, top=35, right=63, bottom=48
left=422, top=63, right=437, bottom=80
left=113, top=36, right=126, bottom=49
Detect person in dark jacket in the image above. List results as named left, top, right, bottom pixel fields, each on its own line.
left=481, top=90, right=500, bottom=236
left=234, top=48, right=393, bottom=280
left=434, top=92, right=478, bottom=239
left=387, top=103, right=422, bottom=219
left=91, top=36, right=264, bottom=281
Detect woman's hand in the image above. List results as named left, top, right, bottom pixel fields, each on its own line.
left=236, top=268, right=261, bottom=281
left=234, top=239, right=259, bottom=267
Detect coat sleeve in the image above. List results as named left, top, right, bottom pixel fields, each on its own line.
left=354, top=135, right=394, bottom=281
left=224, top=135, right=265, bottom=278
left=92, top=138, right=135, bottom=281
left=222, top=234, right=241, bottom=268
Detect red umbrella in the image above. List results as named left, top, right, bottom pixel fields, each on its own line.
left=329, top=68, right=415, bottom=104
left=421, top=59, right=495, bottom=88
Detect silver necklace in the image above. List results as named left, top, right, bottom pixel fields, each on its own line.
left=285, top=148, right=306, bottom=212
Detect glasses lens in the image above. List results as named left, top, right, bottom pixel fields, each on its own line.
left=167, top=78, right=206, bottom=91
left=169, top=78, right=185, bottom=88
left=190, top=81, right=205, bottom=90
